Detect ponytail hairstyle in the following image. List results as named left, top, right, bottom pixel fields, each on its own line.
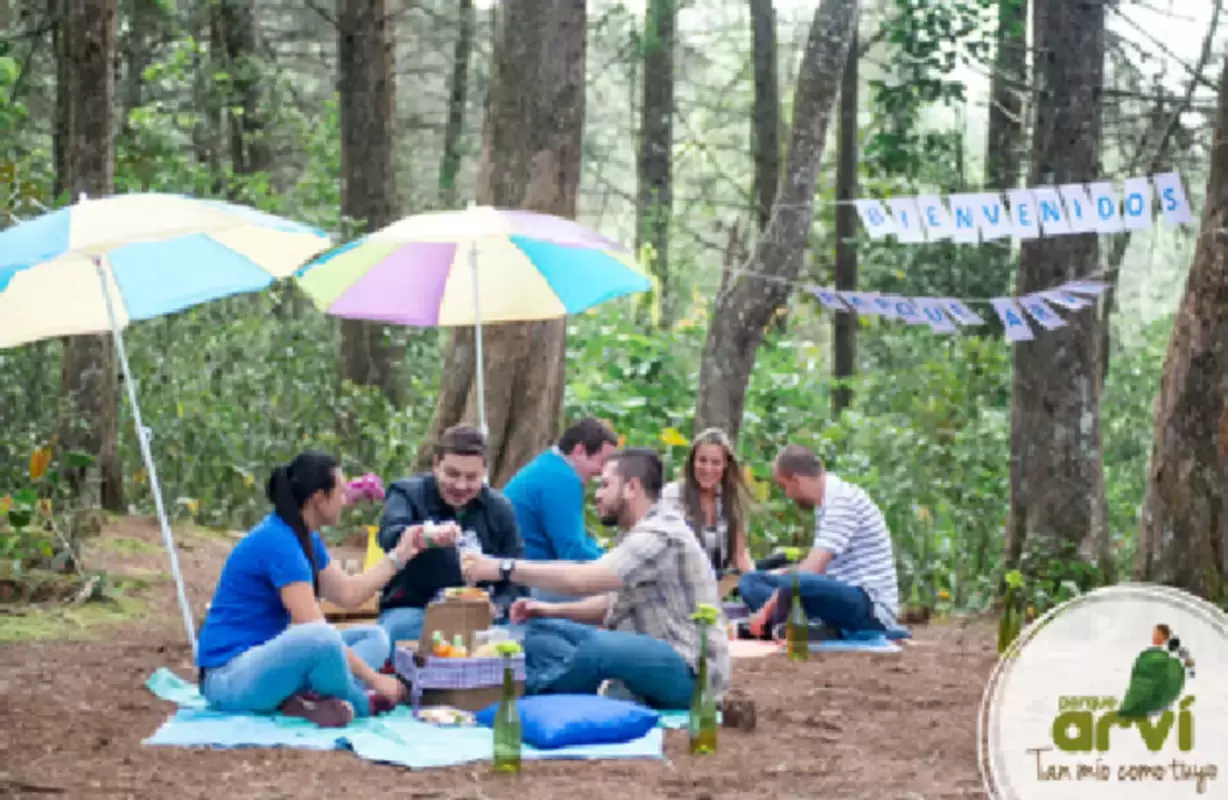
left=266, top=450, right=340, bottom=596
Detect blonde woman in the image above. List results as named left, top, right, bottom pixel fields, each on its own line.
left=660, top=428, right=756, bottom=574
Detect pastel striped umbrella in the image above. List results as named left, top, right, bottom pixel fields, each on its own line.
left=295, top=204, right=652, bottom=431
left=0, top=192, right=331, bottom=347
left=0, top=192, right=333, bottom=657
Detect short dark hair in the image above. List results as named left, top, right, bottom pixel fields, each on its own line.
left=774, top=443, right=823, bottom=478
left=1156, top=623, right=1172, bottom=639
left=610, top=447, right=664, bottom=501
left=435, top=424, right=487, bottom=461
left=557, top=416, right=618, bottom=456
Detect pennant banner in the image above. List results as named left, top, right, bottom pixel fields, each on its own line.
left=854, top=172, right=1194, bottom=243
left=808, top=279, right=1108, bottom=342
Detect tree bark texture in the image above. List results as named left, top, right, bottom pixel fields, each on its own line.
left=832, top=30, right=858, bottom=417
left=337, top=0, right=401, bottom=405
left=416, top=0, right=586, bottom=487
left=58, top=0, right=123, bottom=511
left=749, top=0, right=780, bottom=233
left=635, top=0, right=676, bottom=328
left=1132, top=57, right=1228, bottom=601
left=438, top=0, right=474, bottom=209
left=1005, top=0, right=1110, bottom=583
left=694, top=0, right=861, bottom=442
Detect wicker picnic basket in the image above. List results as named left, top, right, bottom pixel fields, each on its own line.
left=394, top=647, right=526, bottom=713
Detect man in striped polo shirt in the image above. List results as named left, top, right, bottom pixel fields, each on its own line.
left=738, top=444, right=899, bottom=636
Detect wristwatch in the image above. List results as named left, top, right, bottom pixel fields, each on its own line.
left=387, top=551, right=403, bottom=571
left=499, top=559, right=515, bottom=582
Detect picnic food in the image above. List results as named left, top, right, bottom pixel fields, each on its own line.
left=443, top=586, right=488, bottom=601
left=418, top=706, right=476, bottom=727
left=431, top=630, right=452, bottom=657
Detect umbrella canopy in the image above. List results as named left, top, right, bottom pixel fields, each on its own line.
left=0, top=192, right=333, bottom=658
left=0, top=193, right=331, bottom=347
left=294, top=205, right=652, bottom=325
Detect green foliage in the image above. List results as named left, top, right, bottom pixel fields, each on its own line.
left=1, top=446, right=96, bottom=575
left=0, top=0, right=1179, bottom=624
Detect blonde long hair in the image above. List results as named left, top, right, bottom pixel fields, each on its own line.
left=679, top=427, right=752, bottom=566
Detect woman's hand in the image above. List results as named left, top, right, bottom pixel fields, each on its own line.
left=391, top=525, right=424, bottom=564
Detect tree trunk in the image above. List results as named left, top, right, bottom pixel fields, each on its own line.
left=48, top=0, right=69, bottom=200
left=1133, top=58, right=1228, bottom=601
left=415, top=0, right=586, bottom=487
left=832, top=30, right=858, bottom=418
left=211, top=0, right=271, bottom=182
left=694, top=0, right=861, bottom=442
left=635, top=0, right=676, bottom=329
left=1005, top=0, right=1110, bottom=586
left=337, top=0, right=401, bottom=405
left=438, top=0, right=475, bottom=208
left=749, top=0, right=780, bottom=233
left=57, top=0, right=123, bottom=512
left=984, top=0, right=1027, bottom=194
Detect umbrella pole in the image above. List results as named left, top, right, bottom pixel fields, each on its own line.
left=469, top=241, right=487, bottom=436
left=94, top=257, right=198, bottom=658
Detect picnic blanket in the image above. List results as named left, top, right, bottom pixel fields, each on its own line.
left=143, top=669, right=663, bottom=769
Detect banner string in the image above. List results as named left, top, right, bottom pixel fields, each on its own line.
left=726, top=264, right=1113, bottom=305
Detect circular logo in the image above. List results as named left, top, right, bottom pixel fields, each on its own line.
left=979, top=583, right=1228, bottom=798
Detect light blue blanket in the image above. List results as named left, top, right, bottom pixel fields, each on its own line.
left=143, top=669, right=663, bottom=769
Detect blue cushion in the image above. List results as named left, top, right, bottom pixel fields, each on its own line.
left=841, top=625, right=911, bottom=641
left=475, top=693, right=660, bottom=750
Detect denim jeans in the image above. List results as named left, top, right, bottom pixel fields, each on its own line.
left=737, top=571, right=885, bottom=634
left=378, top=606, right=426, bottom=657
left=530, top=587, right=583, bottom=604
left=201, top=622, right=388, bottom=717
left=524, top=618, right=695, bottom=710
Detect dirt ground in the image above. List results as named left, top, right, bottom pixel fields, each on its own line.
left=0, top=516, right=997, bottom=799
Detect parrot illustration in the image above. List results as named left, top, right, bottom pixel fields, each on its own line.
left=1116, top=624, right=1195, bottom=720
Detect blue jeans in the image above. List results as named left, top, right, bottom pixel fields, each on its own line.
left=531, top=588, right=583, bottom=604
left=524, top=618, right=694, bottom=710
left=378, top=606, right=426, bottom=656
left=738, top=571, right=884, bottom=634
left=201, top=622, right=387, bottom=717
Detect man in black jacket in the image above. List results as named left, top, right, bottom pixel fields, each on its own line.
left=375, top=425, right=524, bottom=654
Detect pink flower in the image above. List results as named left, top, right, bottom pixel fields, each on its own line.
left=345, top=473, right=385, bottom=503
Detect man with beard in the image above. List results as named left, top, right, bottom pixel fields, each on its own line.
left=739, top=443, right=899, bottom=638
left=375, top=425, right=523, bottom=654
left=460, top=447, right=730, bottom=710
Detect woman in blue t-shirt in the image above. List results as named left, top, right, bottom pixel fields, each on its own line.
left=195, top=451, right=456, bottom=727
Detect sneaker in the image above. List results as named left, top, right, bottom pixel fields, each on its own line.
left=279, top=693, right=355, bottom=728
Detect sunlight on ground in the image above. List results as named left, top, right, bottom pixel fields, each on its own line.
left=96, top=535, right=163, bottom=555
left=0, top=594, right=147, bottom=643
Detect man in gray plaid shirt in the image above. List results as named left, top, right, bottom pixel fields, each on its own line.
left=461, top=447, right=730, bottom=709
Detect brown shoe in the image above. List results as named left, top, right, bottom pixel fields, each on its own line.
left=279, top=693, right=355, bottom=728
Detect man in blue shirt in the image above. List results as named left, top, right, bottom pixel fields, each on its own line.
left=502, top=417, right=618, bottom=565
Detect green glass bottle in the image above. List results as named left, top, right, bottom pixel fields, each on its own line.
left=492, top=658, right=522, bottom=773
left=688, top=626, right=718, bottom=755
left=785, top=568, right=809, bottom=662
